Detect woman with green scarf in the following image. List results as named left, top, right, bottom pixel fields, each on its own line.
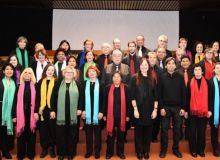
left=0, top=63, right=17, bottom=159
left=50, top=66, right=82, bottom=160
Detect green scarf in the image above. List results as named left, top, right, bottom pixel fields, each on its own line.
left=2, top=77, right=16, bottom=135
left=83, top=62, right=96, bottom=81
left=57, top=80, right=79, bottom=125
left=16, top=47, right=29, bottom=68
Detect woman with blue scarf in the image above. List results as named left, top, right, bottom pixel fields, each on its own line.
left=208, top=62, right=220, bottom=157
left=81, top=65, right=105, bottom=159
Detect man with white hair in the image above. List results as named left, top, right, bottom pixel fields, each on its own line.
left=102, top=49, right=131, bottom=86
left=113, top=38, right=122, bottom=50
left=157, top=35, right=172, bottom=58
left=136, top=35, right=150, bottom=58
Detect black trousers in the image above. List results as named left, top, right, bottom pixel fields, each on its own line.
left=210, top=124, right=219, bottom=151
left=180, top=117, right=189, bottom=140
left=85, top=124, right=102, bottom=155
left=106, top=120, right=125, bottom=156
left=189, top=115, right=207, bottom=153
left=39, top=108, right=56, bottom=150
left=160, top=107, right=182, bottom=152
left=135, top=124, right=153, bottom=154
left=56, top=124, right=77, bottom=157
left=0, top=126, right=14, bottom=152
left=151, top=110, right=161, bottom=140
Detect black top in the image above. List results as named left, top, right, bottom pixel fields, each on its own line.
left=122, top=53, right=140, bottom=74
left=65, top=82, right=71, bottom=125
left=158, top=71, right=186, bottom=109
left=137, top=46, right=150, bottom=57
left=24, top=81, right=31, bottom=110
left=130, top=76, right=158, bottom=125
left=96, top=54, right=111, bottom=72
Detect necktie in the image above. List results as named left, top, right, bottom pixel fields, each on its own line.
left=41, top=64, right=44, bottom=69
left=116, top=66, right=119, bottom=71
left=159, top=60, right=163, bottom=69
left=184, top=69, right=188, bottom=87
left=130, top=57, right=135, bottom=75
left=104, top=55, right=108, bottom=68
left=138, top=47, right=142, bottom=58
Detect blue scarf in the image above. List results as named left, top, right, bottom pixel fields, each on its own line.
left=79, top=48, right=86, bottom=69
left=214, top=76, right=220, bottom=127
left=85, top=78, right=99, bottom=125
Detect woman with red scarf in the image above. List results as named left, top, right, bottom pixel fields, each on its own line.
left=104, top=71, right=131, bottom=159
left=185, top=63, right=212, bottom=158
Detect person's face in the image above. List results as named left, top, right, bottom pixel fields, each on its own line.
left=181, top=58, right=190, bottom=69
left=101, top=45, right=110, bottom=55
left=38, top=52, right=46, bottom=62
left=86, top=51, right=94, bottom=62
left=214, top=64, right=220, bottom=75
left=85, top=41, right=93, bottom=51
left=9, top=56, right=18, bottom=67
left=158, top=38, right=168, bottom=48
left=18, top=39, right=26, bottom=49
left=205, top=50, right=214, bottom=60
left=68, top=58, right=76, bottom=68
left=57, top=51, right=65, bottom=62
left=148, top=54, right=157, bottom=66
left=194, top=67, right=202, bottom=78
left=113, top=40, right=121, bottom=49
left=128, top=43, right=136, bottom=53
left=196, top=44, right=203, bottom=53
left=140, top=59, right=149, bottom=74
left=136, top=36, right=144, bottom=47
left=64, top=69, right=74, bottom=80
left=112, top=73, right=121, bottom=86
left=112, top=51, right=122, bottom=65
left=23, top=70, right=32, bottom=81
left=176, top=50, right=184, bottom=61
left=3, top=66, right=14, bottom=78
left=60, top=42, right=69, bottom=51
left=157, top=48, right=166, bottom=60
left=35, top=44, right=44, bottom=53
left=166, top=60, right=176, bottom=72
left=88, top=69, right=97, bottom=79
left=46, top=66, right=55, bottom=78
left=179, top=40, right=187, bottom=50
left=212, top=42, right=219, bottom=52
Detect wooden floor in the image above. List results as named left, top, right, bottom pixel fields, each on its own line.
left=6, top=126, right=220, bottom=160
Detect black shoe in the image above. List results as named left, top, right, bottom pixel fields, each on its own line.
left=159, top=151, right=167, bottom=158
left=67, top=156, right=73, bottom=160
left=198, top=152, right=205, bottom=157
left=94, top=153, right=100, bottom=159
left=173, top=150, right=182, bottom=158
left=49, top=147, right=56, bottom=158
left=191, top=152, right=197, bottom=157
left=151, top=138, right=159, bottom=143
left=137, top=153, right=143, bottom=159
left=40, top=149, right=48, bottom=158
left=144, top=153, right=149, bottom=159
left=58, top=156, right=64, bottom=160
left=84, top=153, right=92, bottom=158
left=118, top=154, right=126, bottom=159
left=213, top=150, right=220, bottom=157
left=2, top=151, right=12, bottom=159
left=105, top=154, right=112, bottom=159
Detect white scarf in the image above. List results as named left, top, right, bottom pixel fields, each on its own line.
left=55, top=61, right=66, bottom=77
left=36, top=61, right=47, bottom=82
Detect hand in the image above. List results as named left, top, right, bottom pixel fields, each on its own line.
left=39, top=109, right=43, bottom=115
left=126, top=117, right=130, bottom=122
left=81, top=111, right=86, bottom=119
left=184, top=112, right=188, bottom=119
left=77, top=110, right=82, bottom=116
left=179, top=109, right=185, bottom=116
left=103, top=116, right=107, bottom=121
left=50, top=112, right=56, bottom=119
left=160, top=108, right=166, bottom=116
left=207, top=111, right=212, bottom=118
left=34, top=113, right=39, bottom=121
left=151, top=109, right=157, bottom=119
left=13, top=118, right=16, bottom=123
left=98, top=113, right=103, bottom=120
left=134, top=108, right=139, bottom=119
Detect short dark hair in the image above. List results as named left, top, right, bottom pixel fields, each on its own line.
left=180, top=55, right=190, bottom=62
left=165, top=57, right=176, bottom=66
left=66, top=56, right=78, bottom=69
left=193, top=63, right=203, bottom=72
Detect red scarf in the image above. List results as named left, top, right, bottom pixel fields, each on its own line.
left=190, top=77, right=208, bottom=117
left=205, top=60, right=215, bottom=80
left=107, top=83, right=126, bottom=136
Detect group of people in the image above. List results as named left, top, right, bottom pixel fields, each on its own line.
left=0, top=34, right=220, bottom=160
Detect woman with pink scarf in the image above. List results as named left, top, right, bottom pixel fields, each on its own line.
left=15, top=68, right=38, bottom=160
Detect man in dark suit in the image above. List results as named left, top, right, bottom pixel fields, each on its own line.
left=136, top=35, right=151, bottom=58
left=156, top=47, right=167, bottom=71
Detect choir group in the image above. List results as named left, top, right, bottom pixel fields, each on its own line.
left=0, top=35, right=220, bottom=160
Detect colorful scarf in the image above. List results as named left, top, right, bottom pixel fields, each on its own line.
left=85, top=79, right=99, bottom=125
left=16, top=81, right=36, bottom=137
left=107, top=83, right=126, bottom=136
left=83, top=62, right=96, bottom=81
left=16, top=47, right=29, bottom=68
left=39, top=78, right=55, bottom=121
left=213, top=76, right=220, bottom=127
left=205, top=60, right=215, bottom=80
left=190, top=77, right=208, bottom=117
left=36, top=60, right=47, bottom=82
left=57, top=80, right=79, bottom=125
left=1, top=77, right=16, bottom=135
left=194, top=53, right=204, bottom=64
left=79, top=49, right=86, bottom=69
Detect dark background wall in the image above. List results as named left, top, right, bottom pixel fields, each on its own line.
left=0, top=7, right=220, bottom=56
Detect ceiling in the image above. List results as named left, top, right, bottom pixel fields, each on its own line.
left=1, top=0, right=220, bottom=11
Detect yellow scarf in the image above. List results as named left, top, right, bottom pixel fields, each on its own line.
left=39, top=78, right=55, bottom=121
left=195, top=53, right=204, bottom=64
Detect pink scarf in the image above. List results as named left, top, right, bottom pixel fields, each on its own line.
left=16, top=81, right=36, bottom=137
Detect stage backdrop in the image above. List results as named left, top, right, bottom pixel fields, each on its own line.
left=52, top=10, right=179, bottom=50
